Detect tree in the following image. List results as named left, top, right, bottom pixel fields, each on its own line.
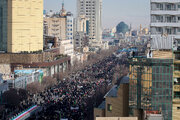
left=42, top=76, right=57, bottom=88
left=112, top=65, right=129, bottom=85
left=27, top=82, right=44, bottom=94
left=2, top=89, right=20, bottom=107
left=116, top=21, right=129, bottom=34
left=18, top=89, right=28, bottom=101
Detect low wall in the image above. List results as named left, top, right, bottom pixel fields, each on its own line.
left=0, top=52, right=55, bottom=64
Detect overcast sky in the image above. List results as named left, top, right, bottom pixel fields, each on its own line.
left=44, top=0, right=150, bottom=29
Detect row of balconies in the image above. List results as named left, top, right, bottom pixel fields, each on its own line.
left=151, top=1, right=180, bottom=11
left=151, top=7, right=179, bottom=11
left=151, top=22, right=180, bottom=27
left=151, top=0, right=180, bottom=3
left=151, top=15, right=180, bottom=22
left=151, top=27, right=180, bottom=35
left=51, top=29, right=59, bottom=31
left=151, top=10, right=180, bottom=15
left=151, top=19, right=180, bottom=23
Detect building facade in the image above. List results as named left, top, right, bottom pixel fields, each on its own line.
left=0, top=0, right=8, bottom=52
left=77, top=0, right=102, bottom=47
left=60, top=40, right=74, bottom=56
left=129, top=58, right=173, bottom=120
left=74, top=15, right=89, bottom=49
left=2, top=0, right=44, bottom=53
left=150, top=1, right=180, bottom=120
left=74, top=32, right=89, bottom=49
left=94, top=83, right=129, bottom=120
left=150, top=0, right=180, bottom=50
left=66, top=12, right=74, bottom=42
left=44, top=17, right=66, bottom=40
left=76, top=15, right=89, bottom=34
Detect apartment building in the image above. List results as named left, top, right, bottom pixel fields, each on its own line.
left=60, top=39, right=74, bottom=56
left=129, top=57, right=173, bottom=120
left=150, top=1, right=180, bottom=119
left=44, top=16, right=66, bottom=40
left=150, top=0, right=180, bottom=50
left=76, top=15, right=89, bottom=34
left=74, top=15, right=90, bottom=49
left=0, top=0, right=43, bottom=53
left=0, top=0, right=8, bottom=52
left=66, top=12, right=74, bottom=42
left=77, top=0, right=102, bottom=47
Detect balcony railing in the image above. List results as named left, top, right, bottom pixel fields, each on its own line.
left=152, top=8, right=179, bottom=11
left=151, top=20, right=179, bottom=23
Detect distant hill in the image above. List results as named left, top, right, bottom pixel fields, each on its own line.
left=116, top=22, right=129, bottom=34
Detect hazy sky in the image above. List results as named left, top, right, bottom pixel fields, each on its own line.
left=44, top=0, right=150, bottom=29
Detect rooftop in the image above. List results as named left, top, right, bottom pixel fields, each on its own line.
left=116, top=76, right=129, bottom=86
left=104, top=76, right=129, bottom=98
left=104, top=85, right=118, bottom=98
left=98, top=101, right=106, bottom=109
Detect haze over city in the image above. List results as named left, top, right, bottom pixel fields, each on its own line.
left=44, top=0, right=150, bottom=29
left=0, top=0, right=180, bottom=120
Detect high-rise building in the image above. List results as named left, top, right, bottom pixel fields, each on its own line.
left=0, top=0, right=8, bottom=52
left=76, top=15, right=89, bottom=34
left=150, top=1, right=180, bottom=120
left=77, top=0, right=102, bottom=47
left=44, top=2, right=74, bottom=42
left=74, top=15, right=89, bottom=49
left=129, top=57, right=173, bottom=120
left=44, top=17, right=66, bottom=40
left=0, top=0, right=43, bottom=53
left=66, top=12, right=74, bottom=42
left=150, top=0, right=180, bottom=50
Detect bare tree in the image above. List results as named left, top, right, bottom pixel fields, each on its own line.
left=42, top=76, right=57, bottom=88
left=27, top=82, right=44, bottom=94
left=18, top=89, right=28, bottom=101
left=2, top=89, right=20, bottom=107
left=112, top=65, right=129, bottom=85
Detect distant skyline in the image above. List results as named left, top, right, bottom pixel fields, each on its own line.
left=44, top=0, right=150, bottom=29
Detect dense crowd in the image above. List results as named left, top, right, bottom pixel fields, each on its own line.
left=27, top=55, right=123, bottom=120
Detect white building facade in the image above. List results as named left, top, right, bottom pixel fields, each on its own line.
left=77, top=0, right=102, bottom=47
left=60, top=39, right=74, bottom=64
left=66, top=12, right=74, bottom=43
left=150, top=0, right=180, bottom=50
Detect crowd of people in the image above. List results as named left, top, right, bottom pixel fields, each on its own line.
left=27, top=54, right=123, bottom=120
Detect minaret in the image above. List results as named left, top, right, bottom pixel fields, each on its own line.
left=140, top=24, right=142, bottom=35
left=129, top=24, right=132, bottom=36
left=60, top=0, right=66, bottom=16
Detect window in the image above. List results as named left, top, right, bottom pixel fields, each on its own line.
left=107, top=104, right=112, bottom=111
left=178, top=28, right=180, bottom=32
left=178, top=17, right=180, bottom=21
left=156, top=3, right=163, bottom=10
left=166, top=4, right=171, bottom=10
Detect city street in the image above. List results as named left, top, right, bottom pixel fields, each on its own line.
left=27, top=54, right=128, bottom=120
